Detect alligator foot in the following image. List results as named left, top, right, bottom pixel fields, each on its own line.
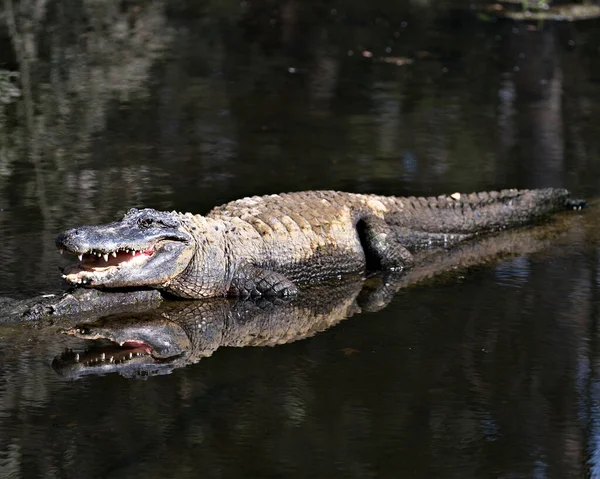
left=358, top=215, right=414, bottom=271
left=229, top=265, right=299, bottom=298
left=356, top=272, right=406, bottom=312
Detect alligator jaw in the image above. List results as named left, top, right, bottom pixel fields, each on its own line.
left=52, top=335, right=180, bottom=379
left=56, top=208, right=195, bottom=289
left=60, top=245, right=158, bottom=286
left=61, top=342, right=153, bottom=366
left=52, top=313, right=194, bottom=379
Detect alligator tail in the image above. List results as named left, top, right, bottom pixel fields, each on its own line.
left=382, top=187, right=584, bottom=235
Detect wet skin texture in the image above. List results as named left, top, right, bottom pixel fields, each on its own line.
left=51, top=210, right=590, bottom=379
left=55, top=189, right=585, bottom=299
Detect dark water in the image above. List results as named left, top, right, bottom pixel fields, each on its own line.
left=1, top=0, right=600, bottom=477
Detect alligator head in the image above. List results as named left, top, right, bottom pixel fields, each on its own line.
left=56, top=208, right=195, bottom=289
left=52, top=316, right=199, bottom=379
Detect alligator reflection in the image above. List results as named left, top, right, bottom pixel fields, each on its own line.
left=53, top=279, right=366, bottom=379
left=52, top=209, right=586, bottom=379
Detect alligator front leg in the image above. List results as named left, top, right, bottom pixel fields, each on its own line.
left=358, top=215, right=415, bottom=271
left=229, top=265, right=299, bottom=298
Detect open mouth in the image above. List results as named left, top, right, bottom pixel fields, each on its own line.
left=52, top=318, right=191, bottom=379
left=59, top=247, right=156, bottom=285
left=52, top=320, right=187, bottom=377
left=53, top=335, right=183, bottom=379
left=60, top=340, right=153, bottom=366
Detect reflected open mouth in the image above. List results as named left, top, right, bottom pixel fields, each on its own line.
left=52, top=322, right=188, bottom=379
left=60, top=341, right=153, bottom=366
left=59, top=247, right=156, bottom=285
left=53, top=333, right=183, bottom=379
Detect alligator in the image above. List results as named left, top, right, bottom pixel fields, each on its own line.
left=55, top=189, right=585, bottom=299
left=0, top=201, right=583, bottom=325
left=52, top=279, right=366, bottom=379
left=51, top=212, right=587, bottom=379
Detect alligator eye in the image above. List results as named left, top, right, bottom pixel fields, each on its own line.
left=139, top=218, right=154, bottom=228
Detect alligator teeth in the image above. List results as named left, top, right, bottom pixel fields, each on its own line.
left=129, top=352, right=133, bottom=359
left=110, top=356, right=114, bottom=363
left=103, top=253, right=109, bottom=262
left=75, top=353, right=79, bottom=362
left=112, top=251, right=117, bottom=258
left=125, top=249, right=130, bottom=253
left=78, top=254, right=83, bottom=261
left=59, top=249, right=64, bottom=255
left=101, top=353, right=106, bottom=360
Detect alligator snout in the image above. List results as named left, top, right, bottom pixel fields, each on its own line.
left=56, top=228, right=84, bottom=253
left=56, top=226, right=107, bottom=254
